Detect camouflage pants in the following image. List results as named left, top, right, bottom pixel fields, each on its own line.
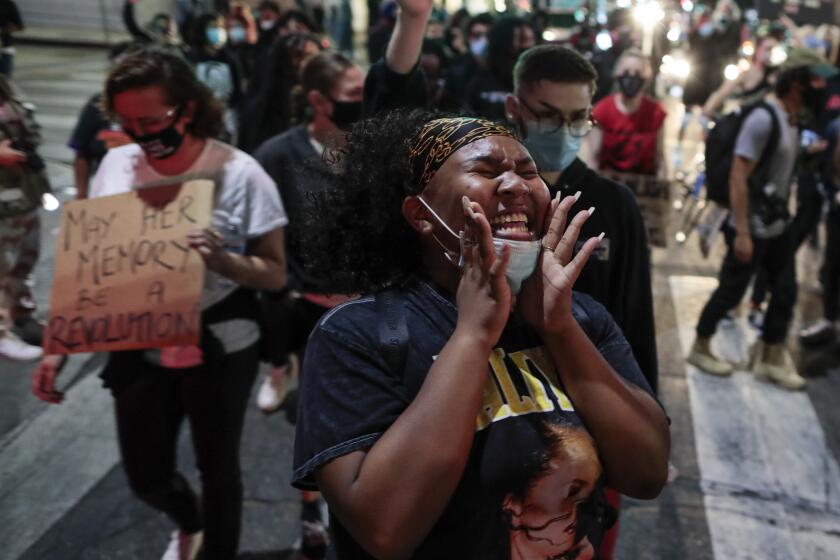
left=0, top=210, right=40, bottom=334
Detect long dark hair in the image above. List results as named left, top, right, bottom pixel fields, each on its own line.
left=299, top=109, right=442, bottom=294
left=104, top=47, right=224, bottom=139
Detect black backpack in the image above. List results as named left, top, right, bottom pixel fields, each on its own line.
left=704, top=100, right=780, bottom=207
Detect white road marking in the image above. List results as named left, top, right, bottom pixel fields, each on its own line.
left=669, top=275, right=840, bottom=559
left=0, top=362, right=118, bottom=559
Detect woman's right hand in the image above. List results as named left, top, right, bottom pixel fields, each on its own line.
left=32, top=354, right=67, bottom=404
left=454, top=196, right=511, bottom=350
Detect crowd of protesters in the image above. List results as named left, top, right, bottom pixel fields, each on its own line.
left=0, top=0, right=832, bottom=558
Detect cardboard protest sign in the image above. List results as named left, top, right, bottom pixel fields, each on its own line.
left=756, top=0, right=834, bottom=26
left=43, top=180, right=215, bottom=354
left=602, top=171, right=672, bottom=248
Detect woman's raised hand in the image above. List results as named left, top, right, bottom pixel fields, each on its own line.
left=519, top=191, right=601, bottom=336
left=455, top=196, right=511, bottom=350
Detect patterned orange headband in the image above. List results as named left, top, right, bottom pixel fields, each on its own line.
left=407, top=117, right=516, bottom=190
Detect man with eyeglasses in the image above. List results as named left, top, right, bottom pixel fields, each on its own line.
left=505, top=44, right=658, bottom=396
left=504, top=43, right=659, bottom=560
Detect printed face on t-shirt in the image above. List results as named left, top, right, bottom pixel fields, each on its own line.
left=503, top=425, right=600, bottom=560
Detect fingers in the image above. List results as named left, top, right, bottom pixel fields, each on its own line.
left=564, top=233, right=605, bottom=286
left=462, top=196, right=495, bottom=272
left=32, top=364, right=64, bottom=404
left=542, top=191, right=580, bottom=252
left=555, top=206, right=595, bottom=264
left=188, top=228, right=224, bottom=257
left=489, top=241, right=510, bottom=278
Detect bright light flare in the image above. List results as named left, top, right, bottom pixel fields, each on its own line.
left=494, top=0, right=506, bottom=12
left=742, top=40, right=755, bottom=57
left=596, top=30, right=613, bottom=50
left=724, top=64, right=740, bottom=81
left=42, top=193, right=60, bottom=212
left=738, top=58, right=750, bottom=72
left=543, top=30, right=557, bottom=41
left=662, top=53, right=691, bottom=79
left=770, top=46, right=787, bottom=66
left=616, top=0, right=632, bottom=7
left=682, top=0, right=694, bottom=12
left=634, top=1, right=664, bottom=25
left=667, top=24, right=681, bottom=42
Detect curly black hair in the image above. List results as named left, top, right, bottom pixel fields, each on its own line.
left=299, top=109, right=446, bottom=294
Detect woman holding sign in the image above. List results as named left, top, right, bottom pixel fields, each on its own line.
left=33, top=48, right=287, bottom=560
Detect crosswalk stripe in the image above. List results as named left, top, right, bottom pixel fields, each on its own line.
left=669, top=275, right=840, bottom=559
left=0, top=358, right=118, bottom=560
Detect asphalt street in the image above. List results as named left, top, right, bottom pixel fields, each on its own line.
left=0, top=44, right=838, bottom=560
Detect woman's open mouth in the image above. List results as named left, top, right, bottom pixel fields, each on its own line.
left=490, top=212, right=534, bottom=241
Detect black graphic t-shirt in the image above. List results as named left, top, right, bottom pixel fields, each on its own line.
left=293, top=281, right=654, bottom=559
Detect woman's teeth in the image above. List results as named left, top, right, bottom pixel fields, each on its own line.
left=495, top=224, right=529, bottom=233
left=490, top=212, right=529, bottom=230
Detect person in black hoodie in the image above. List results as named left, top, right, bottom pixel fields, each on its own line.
left=504, top=47, right=658, bottom=560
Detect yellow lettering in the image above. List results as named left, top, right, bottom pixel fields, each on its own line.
left=509, top=351, right=555, bottom=414
left=526, top=347, right=575, bottom=412
left=477, top=349, right=514, bottom=430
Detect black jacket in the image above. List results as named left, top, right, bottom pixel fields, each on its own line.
left=550, top=158, right=659, bottom=392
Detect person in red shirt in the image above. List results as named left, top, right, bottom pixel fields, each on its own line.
left=590, top=48, right=667, bottom=176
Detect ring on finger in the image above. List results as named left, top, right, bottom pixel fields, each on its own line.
left=541, top=239, right=557, bottom=251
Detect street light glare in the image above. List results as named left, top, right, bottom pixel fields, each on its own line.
left=634, top=1, right=665, bottom=25
left=596, top=30, right=613, bottom=50
left=667, top=25, right=681, bottom=42
left=724, top=64, right=740, bottom=81
left=543, top=30, right=557, bottom=42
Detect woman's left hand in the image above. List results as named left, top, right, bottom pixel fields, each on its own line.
left=518, top=191, right=602, bottom=336
left=188, top=227, right=231, bottom=273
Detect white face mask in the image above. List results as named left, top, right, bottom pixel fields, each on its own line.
left=417, top=196, right=541, bottom=295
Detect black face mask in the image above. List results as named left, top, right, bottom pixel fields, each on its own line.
left=617, top=73, right=645, bottom=98
left=329, top=99, right=363, bottom=130
left=125, top=107, right=185, bottom=160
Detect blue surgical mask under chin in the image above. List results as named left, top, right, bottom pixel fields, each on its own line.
left=417, top=196, right=542, bottom=295
left=522, top=120, right=582, bottom=173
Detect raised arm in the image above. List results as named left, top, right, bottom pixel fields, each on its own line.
left=385, top=0, right=434, bottom=74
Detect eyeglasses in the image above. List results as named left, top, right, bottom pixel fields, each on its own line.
left=116, top=106, right=180, bottom=135
left=517, top=97, right=594, bottom=138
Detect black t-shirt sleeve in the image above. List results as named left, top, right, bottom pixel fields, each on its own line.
left=362, top=59, right=428, bottom=117
left=292, top=301, right=411, bottom=490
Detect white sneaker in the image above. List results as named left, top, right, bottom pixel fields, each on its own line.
left=161, top=530, right=203, bottom=560
left=257, top=354, right=299, bottom=413
left=799, top=318, right=836, bottom=346
left=0, top=331, right=42, bottom=361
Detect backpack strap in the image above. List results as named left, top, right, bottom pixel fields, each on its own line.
left=375, top=289, right=409, bottom=377
left=750, top=100, right=781, bottom=176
